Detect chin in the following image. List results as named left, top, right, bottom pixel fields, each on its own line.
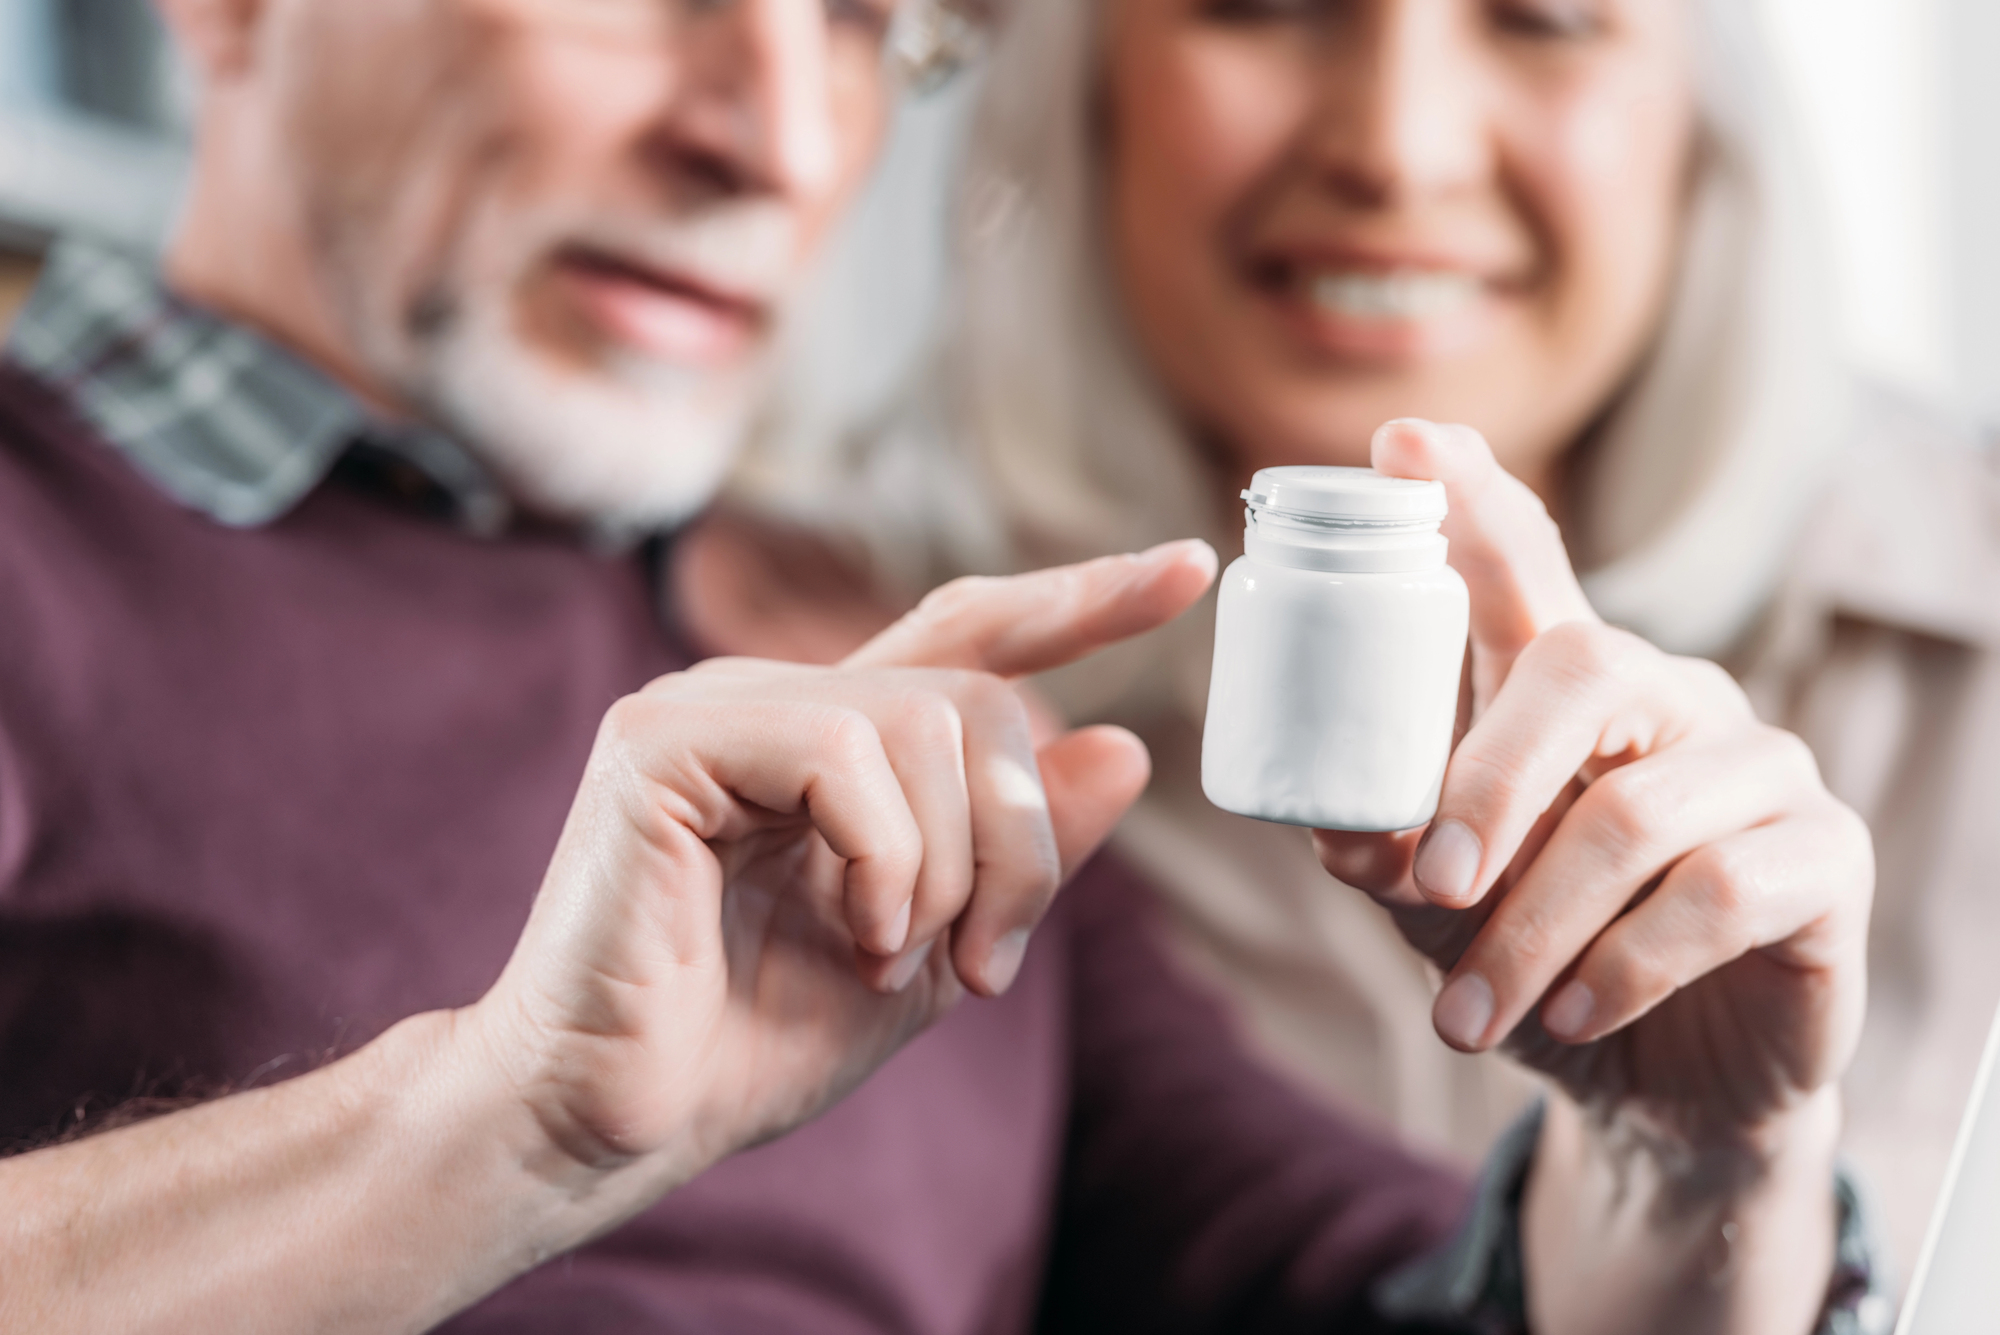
left=403, top=289, right=764, bottom=540
left=1195, top=388, right=1381, bottom=475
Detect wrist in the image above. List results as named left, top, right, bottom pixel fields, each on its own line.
left=0, top=1005, right=670, bottom=1334
left=1525, top=1091, right=1842, bottom=1335
left=442, top=992, right=706, bottom=1248
left=1570, top=1086, right=1844, bottom=1214
left=348, top=1007, right=640, bottom=1289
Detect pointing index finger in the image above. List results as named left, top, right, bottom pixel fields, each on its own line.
left=843, top=540, right=1218, bottom=679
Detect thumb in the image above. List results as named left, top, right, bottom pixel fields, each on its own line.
left=844, top=540, right=1218, bottom=679
left=1039, top=725, right=1152, bottom=877
left=1372, top=419, right=1597, bottom=705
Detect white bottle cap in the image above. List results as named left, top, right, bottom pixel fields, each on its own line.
left=1242, top=466, right=1447, bottom=525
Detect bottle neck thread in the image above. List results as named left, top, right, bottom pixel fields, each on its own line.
left=1243, top=504, right=1449, bottom=574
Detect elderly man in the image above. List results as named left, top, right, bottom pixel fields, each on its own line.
left=0, top=0, right=1881, bottom=1331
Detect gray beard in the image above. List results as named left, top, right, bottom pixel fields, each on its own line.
left=397, top=282, right=761, bottom=542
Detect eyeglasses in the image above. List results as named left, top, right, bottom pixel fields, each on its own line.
left=888, top=0, right=988, bottom=91
left=473, top=0, right=988, bottom=90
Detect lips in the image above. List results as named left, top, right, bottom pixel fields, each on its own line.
left=551, top=245, right=770, bottom=369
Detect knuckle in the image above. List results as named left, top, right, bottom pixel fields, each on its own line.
left=895, top=689, right=966, bottom=758
left=1686, top=840, right=1763, bottom=924
left=1588, top=943, right=1670, bottom=1015
left=1622, top=950, right=1675, bottom=1006
left=1524, top=489, right=1560, bottom=533
left=636, top=669, right=688, bottom=698
left=600, top=692, right=646, bottom=737
left=1531, top=618, right=1597, bottom=666
left=685, top=655, right=752, bottom=676
left=951, top=667, right=1016, bottom=714
left=1512, top=898, right=1572, bottom=963
left=861, top=811, right=926, bottom=883
left=599, top=692, right=665, bottom=751
left=1524, top=621, right=1639, bottom=699
left=1570, top=622, right=1644, bottom=680
left=1444, top=745, right=1528, bottom=814
left=1821, top=803, right=1877, bottom=893
left=983, top=841, right=1061, bottom=906
left=1499, top=473, right=1564, bottom=542
left=1758, top=725, right=1824, bottom=785
left=1476, top=899, right=1561, bottom=979
left=819, top=705, right=885, bottom=769
left=1832, top=801, right=1873, bottom=856
left=1580, top=765, right=1667, bottom=862
left=1678, top=655, right=1753, bottom=715
left=882, top=823, right=928, bottom=880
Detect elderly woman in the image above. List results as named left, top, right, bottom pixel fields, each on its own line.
left=695, top=0, right=2000, bottom=1276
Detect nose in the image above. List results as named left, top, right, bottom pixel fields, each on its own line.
left=1304, top=0, right=1491, bottom=207
left=667, top=0, right=844, bottom=202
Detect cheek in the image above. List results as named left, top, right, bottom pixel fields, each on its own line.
left=1104, top=29, right=1312, bottom=352
left=1109, top=39, right=1302, bottom=211
left=501, top=40, right=886, bottom=263
left=483, top=41, right=667, bottom=205
left=1521, top=78, right=1694, bottom=349
left=269, top=7, right=502, bottom=325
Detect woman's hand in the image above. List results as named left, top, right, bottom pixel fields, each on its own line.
left=472, top=541, right=1218, bottom=1208
left=1316, top=421, right=1872, bottom=1332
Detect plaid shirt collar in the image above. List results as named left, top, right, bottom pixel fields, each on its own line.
left=3, top=236, right=510, bottom=534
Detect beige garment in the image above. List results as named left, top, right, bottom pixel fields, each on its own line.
left=1104, top=393, right=2000, bottom=1278
left=1743, top=398, right=2000, bottom=1276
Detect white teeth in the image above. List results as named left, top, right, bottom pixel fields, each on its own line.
left=1307, top=269, right=1482, bottom=322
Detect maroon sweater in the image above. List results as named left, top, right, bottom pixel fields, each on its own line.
left=0, top=362, right=1466, bottom=1333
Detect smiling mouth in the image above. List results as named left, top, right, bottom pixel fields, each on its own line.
left=1244, top=254, right=1511, bottom=362
left=1304, top=268, right=1485, bottom=323
left=551, top=245, right=770, bottom=368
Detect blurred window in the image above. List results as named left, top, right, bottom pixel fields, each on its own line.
left=0, top=0, right=189, bottom=257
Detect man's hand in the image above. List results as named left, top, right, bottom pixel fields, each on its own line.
left=1315, top=421, right=1871, bottom=1334
left=470, top=540, right=1218, bottom=1204
left=0, top=540, right=1216, bottom=1335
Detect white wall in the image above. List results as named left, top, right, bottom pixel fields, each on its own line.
left=1758, top=0, right=1953, bottom=400
left=1758, top=0, right=2000, bottom=425
left=1947, top=0, right=2000, bottom=423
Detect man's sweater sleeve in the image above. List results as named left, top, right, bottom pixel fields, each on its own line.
left=1036, top=854, right=1474, bottom=1334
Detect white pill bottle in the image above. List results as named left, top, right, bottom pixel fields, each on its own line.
left=1202, top=466, right=1470, bottom=832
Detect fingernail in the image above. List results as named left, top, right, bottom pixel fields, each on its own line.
left=1434, top=972, right=1494, bottom=1050
left=1141, top=538, right=1218, bottom=580
left=1180, top=538, right=1220, bottom=579
left=984, top=928, right=1032, bottom=995
left=1413, top=820, right=1482, bottom=902
left=1376, top=417, right=1432, bottom=448
left=1543, top=980, right=1595, bottom=1041
left=880, top=899, right=912, bottom=955
left=885, top=939, right=933, bottom=993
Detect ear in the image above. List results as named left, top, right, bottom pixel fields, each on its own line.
left=152, top=0, right=269, bottom=81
